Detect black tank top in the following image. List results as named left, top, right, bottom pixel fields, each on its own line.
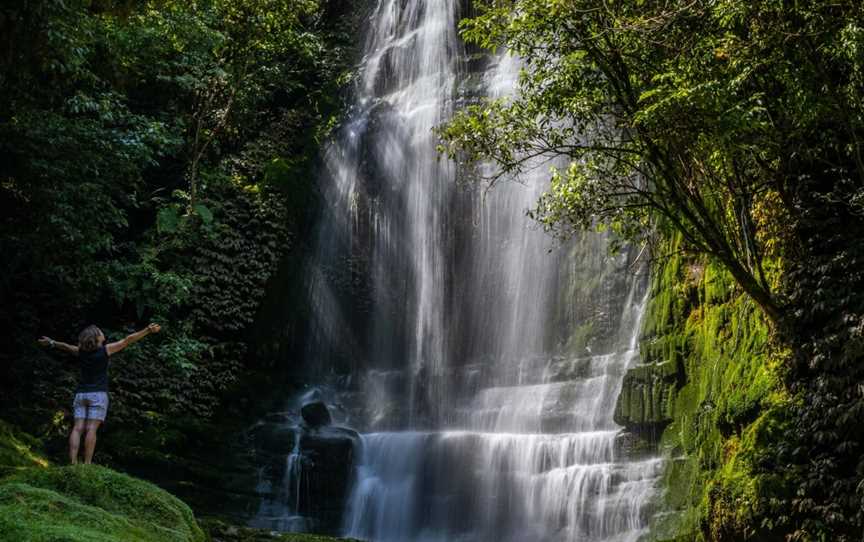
left=77, top=345, right=110, bottom=393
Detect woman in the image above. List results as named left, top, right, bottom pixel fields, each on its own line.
left=39, top=323, right=161, bottom=464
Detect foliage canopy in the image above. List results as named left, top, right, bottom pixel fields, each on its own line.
left=440, top=0, right=864, bottom=323
left=0, top=0, right=352, bottom=455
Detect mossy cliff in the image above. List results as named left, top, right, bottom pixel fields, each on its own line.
left=616, top=235, right=793, bottom=541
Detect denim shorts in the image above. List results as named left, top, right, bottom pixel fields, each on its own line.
left=73, top=392, right=109, bottom=421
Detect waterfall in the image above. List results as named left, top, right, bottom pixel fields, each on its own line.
left=342, top=285, right=661, bottom=542
left=270, top=0, right=664, bottom=540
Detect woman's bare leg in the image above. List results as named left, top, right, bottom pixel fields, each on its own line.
left=69, top=418, right=86, bottom=464
left=83, top=419, right=102, bottom=464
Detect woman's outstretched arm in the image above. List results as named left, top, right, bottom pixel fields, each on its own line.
left=106, top=323, right=161, bottom=356
left=38, top=337, right=78, bottom=354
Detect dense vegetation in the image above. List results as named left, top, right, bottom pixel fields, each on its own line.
left=0, top=0, right=354, bottom=468
left=442, top=1, right=864, bottom=540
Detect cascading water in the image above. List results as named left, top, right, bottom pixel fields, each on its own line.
left=261, top=0, right=663, bottom=540
left=343, top=282, right=662, bottom=542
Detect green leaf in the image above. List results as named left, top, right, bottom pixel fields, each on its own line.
left=157, top=206, right=180, bottom=233
left=193, top=204, right=214, bottom=224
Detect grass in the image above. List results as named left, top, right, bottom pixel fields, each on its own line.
left=0, top=465, right=206, bottom=542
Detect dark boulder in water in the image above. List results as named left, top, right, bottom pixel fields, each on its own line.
left=248, top=419, right=360, bottom=535
left=301, top=401, right=333, bottom=427
left=294, top=425, right=361, bottom=533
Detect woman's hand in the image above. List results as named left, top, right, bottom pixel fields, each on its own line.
left=107, top=323, right=161, bottom=356
left=38, top=336, right=53, bottom=348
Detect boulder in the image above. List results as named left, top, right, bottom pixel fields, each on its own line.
left=614, top=359, right=681, bottom=435
left=294, top=425, right=361, bottom=534
left=301, top=401, right=333, bottom=428
left=249, top=421, right=360, bottom=536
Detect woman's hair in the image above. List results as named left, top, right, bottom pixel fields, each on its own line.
left=78, top=325, right=103, bottom=352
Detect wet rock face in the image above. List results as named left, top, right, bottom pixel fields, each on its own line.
left=615, top=430, right=658, bottom=460
left=249, top=406, right=360, bottom=535
left=614, top=360, right=682, bottom=434
left=295, top=426, right=361, bottom=530
left=301, top=401, right=333, bottom=427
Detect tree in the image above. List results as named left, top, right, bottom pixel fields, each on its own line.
left=439, top=0, right=864, bottom=325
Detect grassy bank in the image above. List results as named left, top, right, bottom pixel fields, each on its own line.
left=0, top=420, right=353, bottom=542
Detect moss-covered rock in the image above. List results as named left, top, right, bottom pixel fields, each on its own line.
left=0, top=465, right=205, bottom=542
left=614, top=360, right=680, bottom=431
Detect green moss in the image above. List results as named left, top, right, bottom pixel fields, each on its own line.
left=0, top=419, right=50, bottom=475
left=643, top=234, right=689, bottom=339
left=645, top=233, right=788, bottom=541
left=0, top=465, right=205, bottom=542
left=614, top=360, right=679, bottom=428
